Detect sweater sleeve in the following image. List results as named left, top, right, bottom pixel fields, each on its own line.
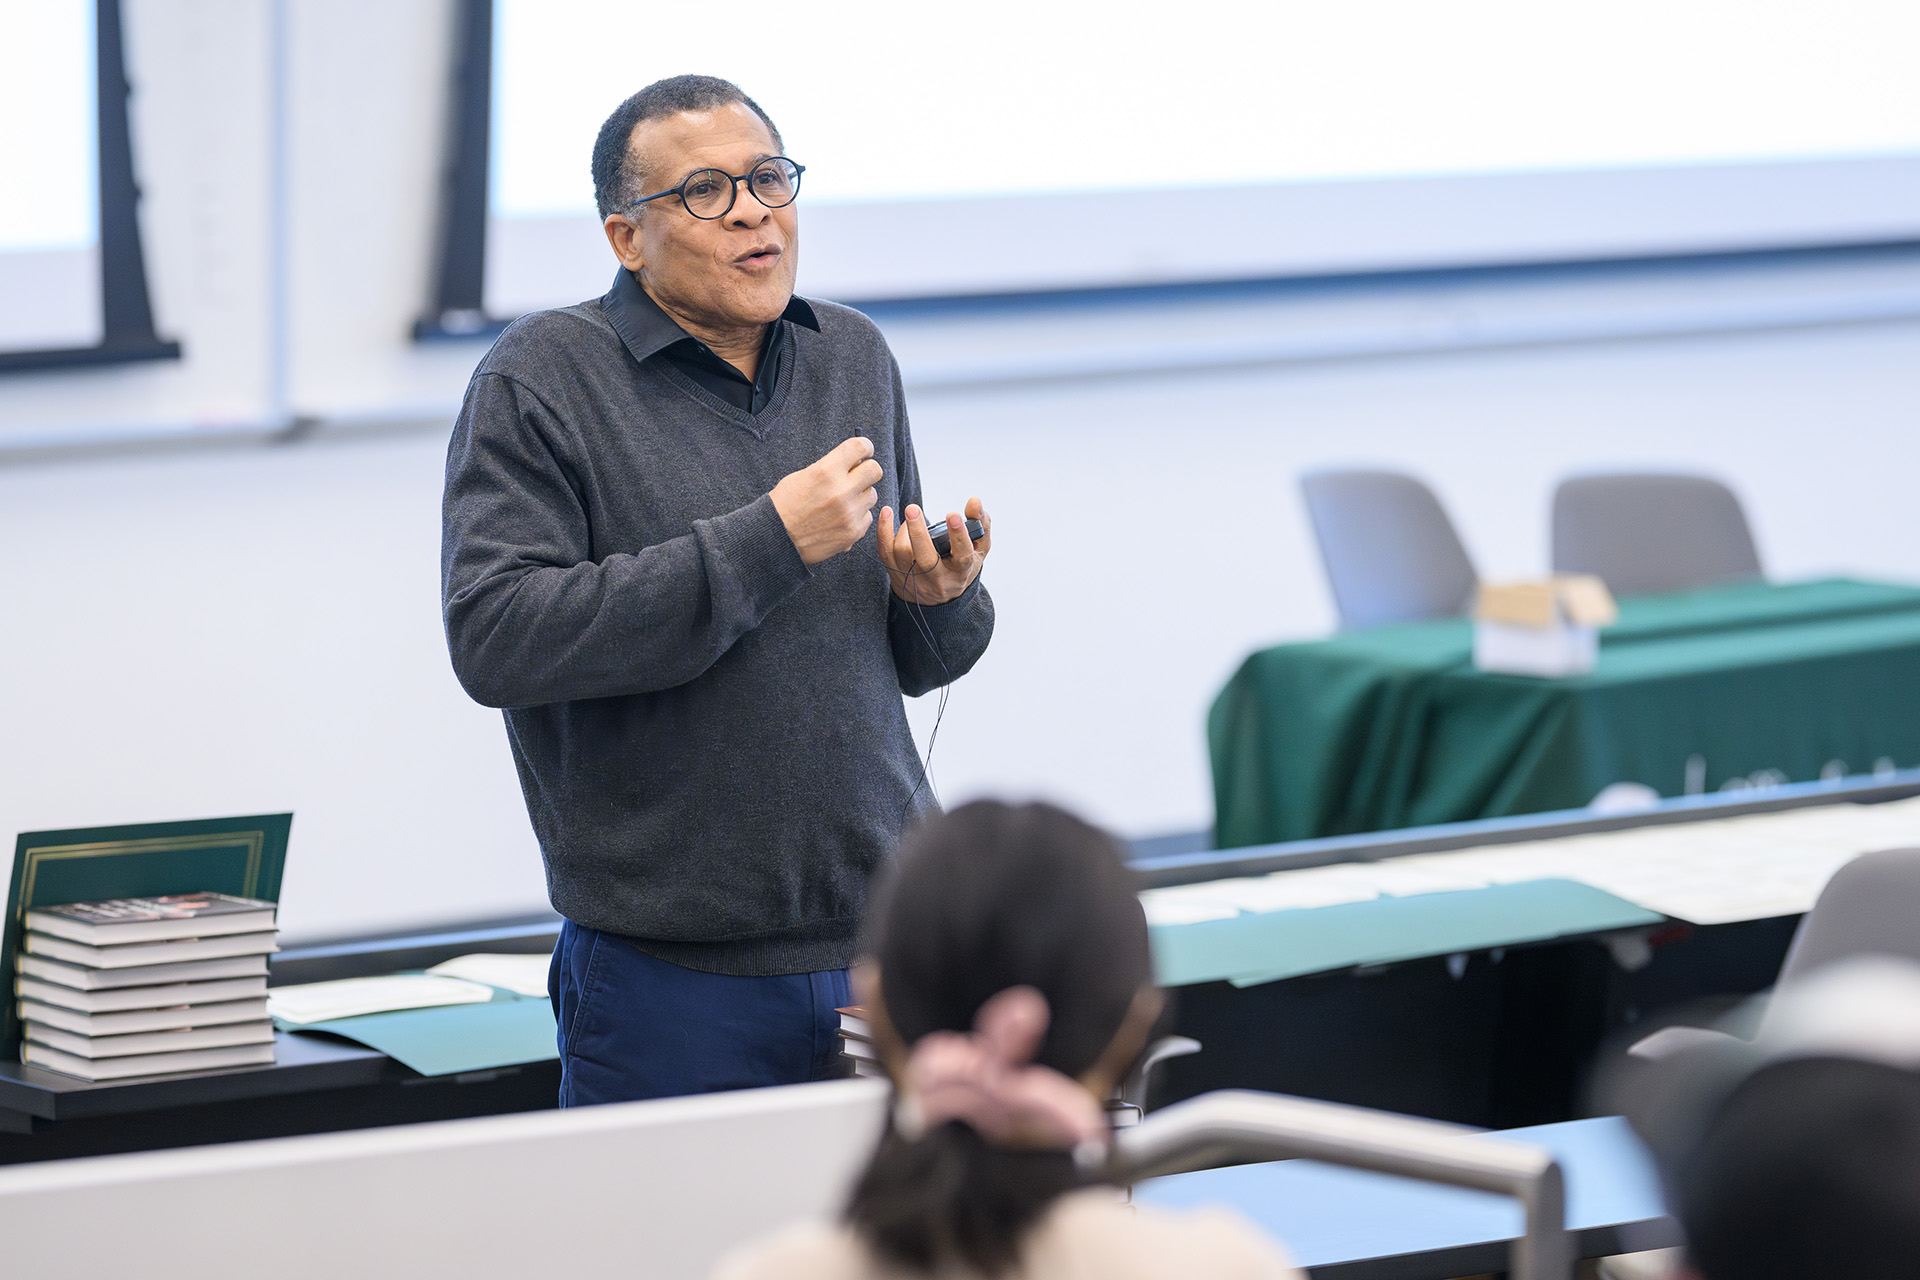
left=440, top=371, right=812, bottom=709
left=884, top=357, right=995, bottom=698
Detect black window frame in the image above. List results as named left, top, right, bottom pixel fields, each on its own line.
left=415, top=0, right=503, bottom=343
left=0, top=0, right=180, bottom=375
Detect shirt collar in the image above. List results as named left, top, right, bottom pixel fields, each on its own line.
left=601, top=267, right=819, bottom=367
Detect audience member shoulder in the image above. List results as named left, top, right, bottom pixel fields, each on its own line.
left=706, top=1220, right=862, bottom=1280
left=1023, top=1189, right=1305, bottom=1280
left=708, top=1191, right=1300, bottom=1280
left=473, top=300, right=619, bottom=384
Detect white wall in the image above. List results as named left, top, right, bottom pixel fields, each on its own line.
left=5, top=315, right=1919, bottom=941
left=3, top=2, right=1919, bottom=941
left=900, top=315, right=1920, bottom=833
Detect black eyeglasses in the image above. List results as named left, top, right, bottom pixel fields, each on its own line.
left=629, top=156, right=805, bottom=221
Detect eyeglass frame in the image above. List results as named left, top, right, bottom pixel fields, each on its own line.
left=627, top=156, right=807, bottom=221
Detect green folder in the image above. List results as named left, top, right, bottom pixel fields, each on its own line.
left=284, top=990, right=559, bottom=1077
left=2, top=814, right=292, bottom=1057
left=1149, top=878, right=1664, bottom=989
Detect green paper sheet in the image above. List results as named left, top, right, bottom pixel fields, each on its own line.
left=1149, top=878, right=1663, bottom=989
left=286, top=992, right=557, bottom=1076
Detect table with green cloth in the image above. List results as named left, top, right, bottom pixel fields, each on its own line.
left=1209, top=579, right=1920, bottom=847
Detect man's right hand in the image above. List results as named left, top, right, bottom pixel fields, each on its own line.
left=770, top=436, right=884, bottom=565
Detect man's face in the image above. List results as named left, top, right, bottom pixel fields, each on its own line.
left=607, top=102, right=799, bottom=333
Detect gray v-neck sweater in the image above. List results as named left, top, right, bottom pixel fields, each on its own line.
left=440, top=291, right=994, bottom=976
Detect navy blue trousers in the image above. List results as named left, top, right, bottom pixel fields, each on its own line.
left=548, top=919, right=853, bottom=1105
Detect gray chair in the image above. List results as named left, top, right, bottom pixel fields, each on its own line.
left=1775, top=846, right=1920, bottom=986
left=1551, top=473, right=1761, bottom=598
left=1300, top=469, right=1478, bottom=630
left=1630, top=847, right=1920, bottom=1062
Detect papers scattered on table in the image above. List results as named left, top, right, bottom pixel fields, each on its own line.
left=267, top=974, right=495, bottom=1025
left=1386, top=796, right=1920, bottom=925
left=1141, top=795, right=1920, bottom=929
left=425, top=953, right=550, bottom=998
left=1140, top=859, right=1494, bottom=927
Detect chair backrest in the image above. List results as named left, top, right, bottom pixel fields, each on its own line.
left=1551, top=473, right=1761, bottom=598
left=1777, top=847, right=1920, bottom=988
left=1299, top=469, right=1478, bottom=630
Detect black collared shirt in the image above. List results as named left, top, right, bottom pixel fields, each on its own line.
left=600, top=267, right=820, bottom=415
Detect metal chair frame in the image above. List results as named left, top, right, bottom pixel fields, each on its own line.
left=1114, top=1090, right=1570, bottom=1280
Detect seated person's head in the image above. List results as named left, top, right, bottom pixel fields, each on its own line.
left=1677, top=1055, right=1920, bottom=1280
left=849, top=799, right=1163, bottom=1274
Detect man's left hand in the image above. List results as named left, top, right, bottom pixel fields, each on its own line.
left=877, top=497, right=990, bottom=606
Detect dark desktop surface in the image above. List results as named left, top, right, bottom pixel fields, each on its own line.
left=0, top=1030, right=559, bottom=1166
left=0, top=919, right=569, bottom=1166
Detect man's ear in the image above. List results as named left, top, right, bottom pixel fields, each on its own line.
left=603, top=214, right=644, bottom=272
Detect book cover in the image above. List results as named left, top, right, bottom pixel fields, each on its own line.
left=25, top=1019, right=275, bottom=1059
left=3, top=814, right=290, bottom=1057
left=19, top=996, right=270, bottom=1037
left=17, top=952, right=269, bottom=992
left=15, top=973, right=268, bottom=1014
left=22, top=1039, right=277, bottom=1082
left=27, top=893, right=276, bottom=946
left=25, top=930, right=279, bottom=970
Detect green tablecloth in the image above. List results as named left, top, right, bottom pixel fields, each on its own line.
left=1209, top=579, right=1920, bottom=847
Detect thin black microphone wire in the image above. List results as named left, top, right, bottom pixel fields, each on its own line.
left=897, top=556, right=955, bottom=823
left=869, top=533, right=959, bottom=824
left=846, top=430, right=968, bottom=824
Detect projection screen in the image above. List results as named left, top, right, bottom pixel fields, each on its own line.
left=483, top=0, right=1920, bottom=315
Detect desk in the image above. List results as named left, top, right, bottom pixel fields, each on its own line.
left=0, top=1031, right=560, bottom=1165
left=1141, top=777, right=1920, bottom=1127
left=1209, top=579, right=1920, bottom=846
left=0, top=921, right=566, bottom=1166
left=1137, top=1116, right=1676, bottom=1280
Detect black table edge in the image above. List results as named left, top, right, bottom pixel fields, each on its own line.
left=0, top=1031, right=388, bottom=1122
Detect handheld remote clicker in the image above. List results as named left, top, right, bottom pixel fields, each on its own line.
left=926, top=517, right=987, bottom=558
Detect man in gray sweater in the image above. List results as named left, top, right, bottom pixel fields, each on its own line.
left=440, top=75, right=994, bottom=1103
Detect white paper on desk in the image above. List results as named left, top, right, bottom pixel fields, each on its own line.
left=1375, top=804, right=1890, bottom=925
left=1210, top=866, right=1386, bottom=913
left=1135, top=879, right=1257, bottom=919
left=426, top=953, right=551, bottom=997
left=1143, top=798, right=1920, bottom=932
left=267, top=974, right=495, bottom=1025
left=1384, top=842, right=1572, bottom=885
left=1139, top=896, right=1242, bottom=926
left=1137, top=867, right=1384, bottom=922
left=1837, top=795, right=1920, bottom=845
left=1140, top=857, right=1509, bottom=926
left=1351, top=861, right=1495, bottom=897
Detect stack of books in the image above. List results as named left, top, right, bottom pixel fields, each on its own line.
left=836, top=1005, right=884, bottom=1079
left=15, top=893, right=279, bottom=1081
